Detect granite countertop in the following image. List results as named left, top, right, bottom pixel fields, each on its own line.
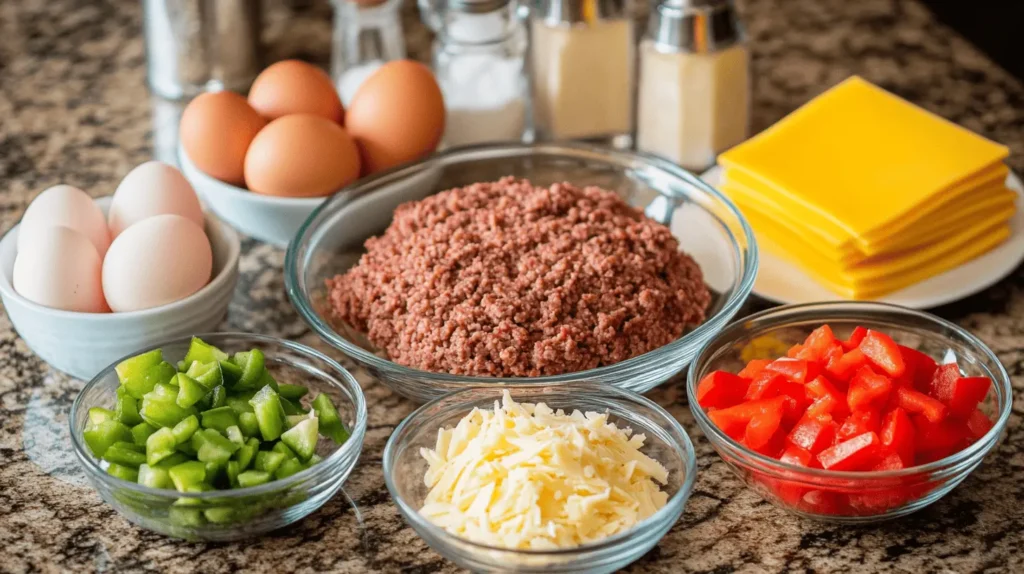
left=1, top=0, right=1023, bottom=572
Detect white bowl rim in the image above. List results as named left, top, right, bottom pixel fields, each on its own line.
left=177, top=143, right=329, bottom=208
left=0, top=195, right=242, bottom=321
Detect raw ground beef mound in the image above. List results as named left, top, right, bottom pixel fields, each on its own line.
left=326, top=177, right=711, bottom=377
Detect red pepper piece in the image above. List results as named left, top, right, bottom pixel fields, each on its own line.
left=871, top=452, right=906, bottom=471
left=880, top=407, right=915, bottom=467
left=786, top=344, right=805, bottom=359
left=744, top=406, right=784, bottom=450
left=708, top=396, right=787, bottom=440
left=928, top=363, right=961, bottom=398
left=696, top=371, right=750, bottom=409
left=743, top=372, right=786, bottom=401
left=932, top=373, right=991, bottom=419
left=817, top=431, right=881, bottom=471
left=787, top=413, right=837, bottom=454
left=825, top=348, right=867, bottom=385
left=793, top=325, right=837, bottom=363
left=896, top=345, right=937, bottom=391
left=837, top=409, right=881, bottom=441
left=895, top=387, right=947, bottom=423
left=738, top=359, right=771, bottom=380
left=840, top=326, right=868, bottom=351
left=847, top=366, right=893, bottom=411
left=765, top=358, right=818, bottom=384
left=780, top=444, right=817, bottom=467
left=805, top=376, right=849, bottom=418
left=910, top=414, right=964, bottom=462
left=859, top=330, right=906, bottom=378
left=964, top=409, right=993, bottom=441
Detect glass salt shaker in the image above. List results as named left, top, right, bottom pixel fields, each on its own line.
left=331, top=0, right=406, bottom=106
left=431, top=0, right=529, bottom=146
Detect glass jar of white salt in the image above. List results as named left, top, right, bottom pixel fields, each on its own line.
left=331, top=0, right=406, bottom=107
left=431, top=0, right=529, bottom=146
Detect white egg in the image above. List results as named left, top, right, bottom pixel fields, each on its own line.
left=13, top=225, right=109, bottom=313
left=108, top=161, right=205, bottom=239
left=18, top=185, right=111, bottom=258
left=102, top=214, right=213, bottom=312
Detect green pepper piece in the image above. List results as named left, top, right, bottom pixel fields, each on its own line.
left=197, top=429, right=240, bottom=465
left=169, top=461, right=207, bottom=492
left=274, top=458, right=304, bottom=480
left=224, top=425, right=245, bottom=446
left=226, top=460, right=242, bottom=488
left=236, top=470, right=271, bottom=488
left=131, top=422, right=158, bottom=446
left=171, top=415, right=200, bottom=444
left=203, top=507, right=235, bottom=523
left=233, top=438, right=259, bottom=471
left=121, top=360, right=177, bottom=400
left=312, top=394, right=350, bottom=444
left=186, top=360, right=223, bottom=388
left=254, top=450, right=286, bottom=474
left=174, top=373, right=207, bottom=408
left=183, top=337, right=229, bottom=367
left=114, top=392, right=143, bottom=426
left=220, top=359, right=243, bottom=387
left=307, top=453, right=323, bottom=466
left=199, top=385, right=227, bottom=411
left=140, top=387, right=197, bottom=428
left=169, top=506, right=205, bottom=526
left=271, top=440, right=297, bottom=460
left=112, top=440, right=145, bottom=453
left=153, top=452, right=190, bottom=470
left=83, top=420, right=132, bottom=458
left=116, top=349, right=163, bottom=386
left=249, top=385, right=285, bottom=441
left=201, top=406, right=238, bottom=433
left=106, top=463, right=139, bottom=482
left=226, top=394, right=256, bottom=415
left=88, top=407, right=117, bottom=426
left=138, top=464, right=173, bottom=489
left=284, top=414, right=307, bottom=429
left=280, top=397, right=306, bottom=416
left=146, top=427, right=178, bottom=465
left=277, top=383, right=309, bottom=401
left=281, top=417, right=319, bottom=462
left=103, top=443, right=147, bottom=467
left=237, top=412, right=259, bottom=438
left=232, top=350, right=266, bottom=390
left=176, top=439, right=197, bottom=456
left=256, top=369, right=280, bottom=393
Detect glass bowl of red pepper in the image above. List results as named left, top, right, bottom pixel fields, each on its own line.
left=687, top=301, right=1012, bottom=523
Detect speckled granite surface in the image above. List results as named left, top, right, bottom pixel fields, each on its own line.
left=1, top=0, right=1022, bottom=572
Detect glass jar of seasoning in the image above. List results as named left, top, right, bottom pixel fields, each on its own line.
left=432, top=0, right=529, bottom=146
left=331, top=0, right=406, bottom=107
left=529, top=0, right=636, bottom=148
left=636, top=0, right=750, bottom=172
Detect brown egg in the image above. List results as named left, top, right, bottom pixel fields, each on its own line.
left=244, top=114, right=361, bottom=198
left=345, top=60, right=445, bottom=175
left=179, top=91, right=266, bottom=186
left=248, top=60, right=344, bottom=124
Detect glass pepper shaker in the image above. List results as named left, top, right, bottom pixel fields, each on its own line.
left=431, top=0, right=529, bottom=146
left=331, top=0, right=406, bottom=106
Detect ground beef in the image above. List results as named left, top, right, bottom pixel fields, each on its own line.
left=326, top=177, right=711, bottom=377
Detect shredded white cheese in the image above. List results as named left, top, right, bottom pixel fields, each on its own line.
left=418, top=391, right=670, bottom=549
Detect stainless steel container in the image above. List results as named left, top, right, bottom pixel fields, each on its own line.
left=142, top=0, right=263, bottom=100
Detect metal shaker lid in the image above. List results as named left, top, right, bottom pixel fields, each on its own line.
left=447, top=0, right=510, bottom=13
left=645, top=0, right=743, bottom=53
left=534, top=0, right=631, bottom=26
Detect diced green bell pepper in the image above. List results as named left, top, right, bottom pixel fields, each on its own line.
left=236, top=470, right=271, bottom=488
left=274, top=458, right=304, bottom=480
left=183, top=337, right=229, bottom=367
left=168, top=506, right=205, bottom=526
left=278, top=383, right=309, bottom=401
left=233, top=438, right=259, bottom=471
left=249, top=385, right=285, bottom=441
left=256, top=369, right=280, bottom=393
left=280, top=417, right=318, bottom=462
left=88, top=407, right=116, bottom=426
left=103, top=443, right=147, bottom=467
left=224, top=425, right=245, bottom=446
left=201, top=406, right=238, bottom=433
left=174, top=373, right=207, bottom=408
left=232, top=350, right=266, bottom=390
left=198, top=384, right=226, bottom=411
left=115, top=392, right=143, bottom=426
left=138, top=464, right=173, bottom=489
left=220, top=359, right=243, bottom=387
left=171, top=415, right=200, bottom=444
left=196, top=428, right=240, bottom=465
left=168, top=461, right=207, bottom=492
left=186, top=360, right=224, bottom=388
left=83, top=420, right=132, bottom=458
left=284, top=414, right=307, bottom=429
left=254, top=450, right=286, bottom=474
left=238, top=412, right=259, bottom=438
left=176, top=440, right=197, bottom=456
left=226, top=393, right=255, bottom=415
left=131, top=422, right=158, bottom=446
left=121, top=360, right=177, bottom=400
left=140, top=387, right=197, bottom=428
left=203, top=507, right=235, bottom=524
left=280, top=397, right=306, bottom=416
left=271, top=440, right=297, bottom=460
left=146, top=427, right=178, bottom=465
left=106, top=463, right=139, bottom=482
left=312, top=394, right=350, bottom=444
left=226, top=460, right=241, bottom=488
left=153, top=452, right=190, bottom=470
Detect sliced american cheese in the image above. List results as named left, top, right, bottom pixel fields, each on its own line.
left=718, top=76, right=1009, bottom=242
left=418, top=390, right=669, bottom=550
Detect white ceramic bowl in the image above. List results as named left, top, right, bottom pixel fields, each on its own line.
left=0, top=196, right=241, bottom=380
left=178, top=144, right=326, bottom=248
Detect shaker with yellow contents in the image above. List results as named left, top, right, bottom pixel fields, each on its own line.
left=636, top=0, right=749, bottom=172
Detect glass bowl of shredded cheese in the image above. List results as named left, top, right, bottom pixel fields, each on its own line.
left=382, top=383, right=697, bottom=573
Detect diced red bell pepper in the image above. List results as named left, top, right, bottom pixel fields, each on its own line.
left=805, top=376, right=848, bottom=418
left=840, top=326, right=868, bottom=351
left=745, top=406, right=784, bottom=450
left=744, top=372, right=787, bottom=400
left=837, top=409, right=881, bottom=442
left=708, top=396, right=787, bottom=440
left=895, top=345, right=937, bottom=390
left=859, top=330, right=906, bottom=378
left=740, top=431, right=786, bottom=457
left=786, top=344, right=805, bottom=359
left=847, top=366, right=893, bottom=411
left=794, top=325, right=837, bottom=362
left=825, top=348, right=867, bottom=385
left=787, top=412, right=837, bottom=454
left=871, top=452, right=906, bottom=471
left=738, top=359, right=771, bottom=380
left=764, top=358, right=818, bottom=384
left=780, top=445, right=817, bottom=467
left=880, top=407, right=915, bottom=467
left=931, top=372, right=990, bottom=418
left=817, top=431, right=881, bottom=471
left=846, top=453, right=914, bottom=514
left=895, top=387, right=947, bottom=423
left=696, top=371, right=750, bottom=409
left=910, top=414, right=964, bottom=462
left=964, top=409, right=993, bottom=441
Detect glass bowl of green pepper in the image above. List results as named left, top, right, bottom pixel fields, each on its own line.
left=69, top=333, right=367, bottom=541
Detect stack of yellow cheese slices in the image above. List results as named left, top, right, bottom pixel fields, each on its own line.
left=717, top=76, right=1013, bottom=299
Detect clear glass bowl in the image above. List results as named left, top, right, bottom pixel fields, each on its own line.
left=687, top=302, right=1013, bottom=523
left=69, top=333, right=368, bottom=541
left=382, top=383, right=697, bottom=573
left=286, top=142, right=757, bottom=401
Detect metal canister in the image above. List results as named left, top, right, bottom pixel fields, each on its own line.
left=645, top=0, right=742, bottom=53
left=534, top=0, right=629, bottom=25
left=142, top=0, right=263, bottom=100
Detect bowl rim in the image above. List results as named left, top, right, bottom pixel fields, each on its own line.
left=284, top=141, right=759, bottom=385
left=177, top=143, right=328, bottom=207
left=381, top=381, right=698, bottom=556
left=0, top=196, right=242, bottom=321
left=686, top=300, right=1013, bottom=480
left=69, top=332, right=368, bottom=500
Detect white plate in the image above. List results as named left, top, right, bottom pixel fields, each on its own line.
left=697, top=166, right=1024, bottom=308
